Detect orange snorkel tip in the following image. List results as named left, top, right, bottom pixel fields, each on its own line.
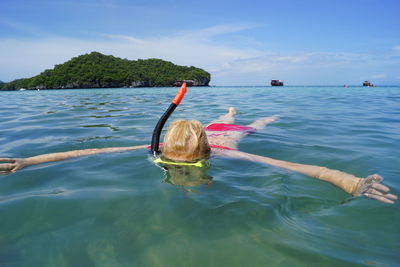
left=172, top=82, right=187, bottom=106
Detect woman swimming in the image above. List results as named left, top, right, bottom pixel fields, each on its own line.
left=0, top=107, right=397, bottom=204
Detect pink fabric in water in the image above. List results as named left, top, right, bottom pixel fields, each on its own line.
left=209, top=144, right=236, bottom=150
left=205, top=123, right=256, bottom=134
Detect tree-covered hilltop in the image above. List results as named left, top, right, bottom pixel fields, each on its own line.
left=0, top=52, right=210, bottom=90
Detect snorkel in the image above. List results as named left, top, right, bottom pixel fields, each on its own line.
left=151, top=82, right=187, bottom=156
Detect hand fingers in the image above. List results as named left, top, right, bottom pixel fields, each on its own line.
left=365, top=188, right=397, bottom=200
left=365, top=188, right=385, bottom=196
left=0, top=158, right=16, bottom=163
left=385, top=193, right=398, bottom=201
left=364, top=193, right=395, bottom=204
left=361, top=176, right=398, bottom=203
left=370, top=182, right=390, bottom=192
left=0, top=163, right=14, bottom=171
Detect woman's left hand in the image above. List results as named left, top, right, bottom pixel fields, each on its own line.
left=0, top=158, right=27, bottom=174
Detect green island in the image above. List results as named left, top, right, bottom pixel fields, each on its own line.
left=0, top=52, right=210, bottom=90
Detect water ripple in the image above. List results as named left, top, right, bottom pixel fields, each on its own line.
left=0, top=86, right=399, bottom=266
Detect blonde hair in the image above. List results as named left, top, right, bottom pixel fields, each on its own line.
left=163, top=120, right=211, bottom=161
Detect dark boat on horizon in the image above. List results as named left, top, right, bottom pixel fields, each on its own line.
left=363, top=81, right=374, bottom=87
left=271, top=80, right=284, bottom=86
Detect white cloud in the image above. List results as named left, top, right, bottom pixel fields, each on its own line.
left=0, top=25, right=262, bottom=82
left=0, top=25, right=399, bottom=85
left=211, top=51, right=400, bottom=85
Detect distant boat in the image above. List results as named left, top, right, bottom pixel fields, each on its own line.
left=363, top=81, right=374, bottom=87
left=173, top=80, right=194, bottom=87
left=271, top=80, right=284, bottom=86
left=19, top=88, right=26, bottom=91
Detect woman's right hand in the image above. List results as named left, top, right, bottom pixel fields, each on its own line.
left=0, top=158, right=27, bottom=174
left=355, top=174, right=398, bottom=204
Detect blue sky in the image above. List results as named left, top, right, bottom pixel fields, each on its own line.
left=1, top=0, right=399, bottom=85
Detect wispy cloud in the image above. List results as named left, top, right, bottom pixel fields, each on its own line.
left=0, top=24, right=399, bottom=85
left=212, top=51, right=400, bottom=85
left=0, top=16, right=48, bottom=37
left=0, top=24, right=262, bottom=82
left=174, top=24, right=258, bottom=39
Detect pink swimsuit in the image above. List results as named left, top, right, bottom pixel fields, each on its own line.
left=205, top=123, right=257, bottom=150
left=205, top=123, right=256, bottom=134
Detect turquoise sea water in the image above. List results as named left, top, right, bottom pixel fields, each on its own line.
left=0, top=86, right=399, bottom=266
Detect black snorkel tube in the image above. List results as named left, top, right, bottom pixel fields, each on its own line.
left=151, top=82, right=187, bottom=156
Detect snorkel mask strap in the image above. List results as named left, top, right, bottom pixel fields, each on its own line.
left=151, top=82, right=187, bottom=156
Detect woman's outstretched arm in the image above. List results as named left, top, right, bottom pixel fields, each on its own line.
left=0, top=145, right=148, bottom=174
left=216, top=149, right=397, bottom=203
